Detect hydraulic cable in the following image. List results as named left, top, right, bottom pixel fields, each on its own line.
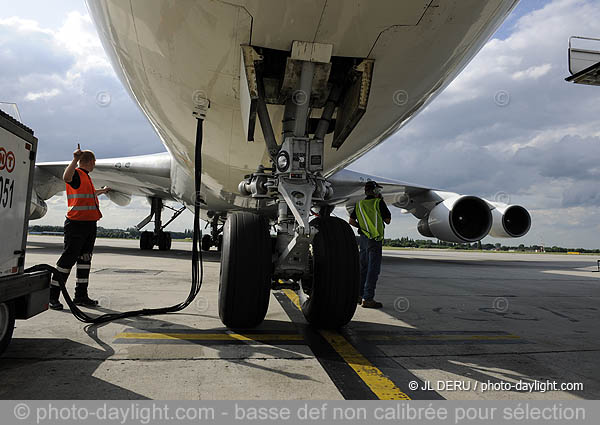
left=25, top=116, right=205, bottom=324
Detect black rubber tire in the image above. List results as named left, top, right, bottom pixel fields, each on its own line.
left=0, top=301, right=16, bottom=356
left=219, top=212, right=272, bottom=328
left=140, top=231, right=153, bottom=250
left=201, top=234, right=212, bottom=251
left=300, top=217, right=359, bottom=328
left=158, top=232, right=172, bottom=251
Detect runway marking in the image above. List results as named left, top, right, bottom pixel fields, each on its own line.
left=364, top=334, right=522, bottom=344
left=116, top=332, right=303, bottom=341
left=282, top=289, right=411, bottom=400
left=114, top=329, right=303, bottom=345
left=319, top=329, right=411, bottom=400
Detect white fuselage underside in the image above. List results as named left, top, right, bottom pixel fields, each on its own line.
left=87, top=0, right=517, bottom=213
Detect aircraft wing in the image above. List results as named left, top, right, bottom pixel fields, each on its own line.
left=328, top=169, right=531, bottom=242
left=328, top=169, right=436, bottom=218
left=32, top=152, right=175, bottom=218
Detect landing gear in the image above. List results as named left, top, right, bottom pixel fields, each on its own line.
left=299, top=217, right=359, bottom=327
left=225, top=41, right=373, bottom=328
left=137, top=197, right=184, bottom=251
left=218, top=212, right=272, bottom=328
left=158, top=231, right=172, bottom=251
left=201, top=214, right=224, bottom=251
left=201, top=234, right=212, bottom=252
left=140, top=231, right=153, bottom=250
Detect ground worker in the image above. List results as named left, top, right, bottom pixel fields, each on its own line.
left=49, top=145, right=110, bottom=310
left=349, top=180, right=391, bottom=309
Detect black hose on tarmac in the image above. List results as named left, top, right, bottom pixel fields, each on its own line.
left=25, top=117, right=205, bottom=324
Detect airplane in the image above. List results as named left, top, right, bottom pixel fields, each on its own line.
left=31, top=0, right=531, bottom=329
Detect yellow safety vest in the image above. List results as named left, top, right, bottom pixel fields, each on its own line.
left=356, top=198, right=384, bottom=241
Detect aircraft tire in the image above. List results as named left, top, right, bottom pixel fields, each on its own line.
left=140, top=231, right=153, bottom=250
left=158, top=231, right=172, bottom=251
left=301, top=217, right=359, bottom=328
left=0, top=301, right=15, bottom=356
left=201, top=234, right=212, bottom=251
left=219, top=212, right=271, bottom=328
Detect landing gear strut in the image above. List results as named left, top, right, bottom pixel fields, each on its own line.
left=137, top=197, right=184, bottom=251
left=201, top=213, right=223, bottom=251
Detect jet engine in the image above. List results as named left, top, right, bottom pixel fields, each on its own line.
left=418, top=196, right=492, bottom=243
left=29, top=191, right=48, bottom=220
left=488, top=203, right=531, bottom=238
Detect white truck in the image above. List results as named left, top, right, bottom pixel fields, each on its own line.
left=0, top=109, right=50, bottom=355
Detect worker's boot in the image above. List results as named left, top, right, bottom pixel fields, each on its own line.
left=73, top=283, right=99, bottom=307
left=361, top=299, right=383, bottom=309
left=49, top=284, right=64, bottom=311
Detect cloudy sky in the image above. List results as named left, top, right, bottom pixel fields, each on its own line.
left=2, top=0, right=600, bottom=248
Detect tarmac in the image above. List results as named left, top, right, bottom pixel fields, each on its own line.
left=1, top=235, right=599, bottom=400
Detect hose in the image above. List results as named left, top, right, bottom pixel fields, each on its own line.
left=24, top=116, right=205, bottom=324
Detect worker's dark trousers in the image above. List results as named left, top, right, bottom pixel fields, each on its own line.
left=50, top=219, right=97, bottom=301
left=358, top=234, right=383, bottom=301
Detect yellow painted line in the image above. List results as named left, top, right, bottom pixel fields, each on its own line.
left=115, top=332, right=303, bottom=341
left=283, top=288, right=302, bottom=309
left=282, top=289, right=411, bottom=400
left=365, top=334, right=520, bottom=341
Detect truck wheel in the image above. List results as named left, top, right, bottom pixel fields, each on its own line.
left=219, top=212, right=272, bottom=328
left=140, top=231, right=153, bottom=250
left=158, top=231, right=172, bottom=251
left=201, top=234, right=212, bottom=251
left=300, top=217, right=359, bottom=328
left=0, top=301, right=16, bottom=356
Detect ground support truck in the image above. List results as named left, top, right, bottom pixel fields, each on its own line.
left=0, top=109, right=50, bottom=355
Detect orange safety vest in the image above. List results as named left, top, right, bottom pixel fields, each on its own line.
left=66, top=168, right=102, bottom=221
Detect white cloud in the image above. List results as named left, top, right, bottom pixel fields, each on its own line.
left=0, top=16, right=53, bottom=35
left=511, top=63, right=552, bottom=80
left=24, top=88, right=60, bottom=101
left=54, top=11, right=111, bottom=73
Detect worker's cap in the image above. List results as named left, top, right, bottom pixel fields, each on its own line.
left=365, top=180, right=383, bottom=191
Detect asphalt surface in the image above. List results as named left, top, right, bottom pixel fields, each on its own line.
left=1, top=235, right=598, bottom=400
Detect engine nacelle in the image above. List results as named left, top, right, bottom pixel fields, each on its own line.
left=419, top=196, right=492, bottom=243
left=29, top=192, right=47, bottom=220
left=489, top=203, right=531, bottom=238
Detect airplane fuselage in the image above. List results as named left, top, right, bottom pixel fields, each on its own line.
left=87, top=0, right=518, bottom=214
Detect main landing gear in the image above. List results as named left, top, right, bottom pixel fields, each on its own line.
left=201, top=213, right=223, bottom=252
left=137, top=197, right=185, bottom=251
left=219, top=41, right=374, bottom=329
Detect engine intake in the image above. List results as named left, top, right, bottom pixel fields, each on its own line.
left=489, top=204, right=531, bottom=238
left=419, top=196, right=492, bottom=243
left=29, top=192, right=47, bottom=220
